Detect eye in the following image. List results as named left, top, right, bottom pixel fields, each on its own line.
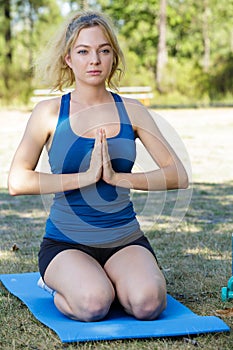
left=77, top=49, right=88, bottom=55
left=100, top=48, right=111, bottom=54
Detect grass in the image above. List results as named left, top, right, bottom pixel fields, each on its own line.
left=0, top=107, right=233, bottom=349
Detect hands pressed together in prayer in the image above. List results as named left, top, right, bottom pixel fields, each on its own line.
left=88, top=129, right=116, bottom=185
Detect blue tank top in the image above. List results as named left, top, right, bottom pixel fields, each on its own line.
left=45, top=92, right=141, bottom=246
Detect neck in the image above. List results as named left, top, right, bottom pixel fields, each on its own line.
left=71, top=85, right=112, bottom=107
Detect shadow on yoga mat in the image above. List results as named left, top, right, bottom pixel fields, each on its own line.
left=0, top=272, right=230, bottom=343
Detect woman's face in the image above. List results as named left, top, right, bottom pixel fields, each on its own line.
left=65, top=25, right=114, bottom=87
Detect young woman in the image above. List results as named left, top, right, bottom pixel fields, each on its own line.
left=8, top=11, right=188, bottom=322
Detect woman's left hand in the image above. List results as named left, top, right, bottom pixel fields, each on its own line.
left=102, top=129, right=117, bottom=185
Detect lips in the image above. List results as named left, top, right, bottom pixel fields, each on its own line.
left=87, top=70, right=102, bottom=75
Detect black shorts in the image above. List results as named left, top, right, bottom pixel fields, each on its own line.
left=38, top=235, right=157, bottom=280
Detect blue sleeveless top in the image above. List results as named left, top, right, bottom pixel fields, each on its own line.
left=45, top=92, right=141, bottom=245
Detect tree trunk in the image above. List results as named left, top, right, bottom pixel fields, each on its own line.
left=156, top=0, right=167, bottom=93
left=3, top=0, right=12, bottom=90
left=81, top=0, right=89, bottom=10
left=28, top=3, right=34, bottom=76
left=202, top=0, right=210, bottom=72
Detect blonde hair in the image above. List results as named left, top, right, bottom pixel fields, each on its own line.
left=35, top=11, right=125, bottom=91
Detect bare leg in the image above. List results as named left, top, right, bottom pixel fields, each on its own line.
left=104, top=245, right=166, bottom=320
left=44, top=249, right=115, bottom=321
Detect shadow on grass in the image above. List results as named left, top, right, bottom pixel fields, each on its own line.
left=145, top=181, right=233, bottom=303
left=0, top=188, right=46, bottom=274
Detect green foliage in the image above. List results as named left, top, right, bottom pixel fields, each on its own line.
left=0, top=0, right=62, bottom=105
left=209, top=54, right=233, bottom=99
left=118, top=35, right=155, bottom=87
left=0, top=0, right=232, bottom=105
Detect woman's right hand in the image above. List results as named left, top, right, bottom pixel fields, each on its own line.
left=87, top=129, right=103, bottom=183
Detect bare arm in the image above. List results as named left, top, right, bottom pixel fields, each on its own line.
left=8, top=100, right=102, bottom=195
left=102, top=101, right=189, bottom=191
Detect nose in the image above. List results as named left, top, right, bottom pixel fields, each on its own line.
left=90, top=51, right=100, bottom=65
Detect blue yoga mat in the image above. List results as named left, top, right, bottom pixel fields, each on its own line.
left=0, top=272, right=230, bottom=343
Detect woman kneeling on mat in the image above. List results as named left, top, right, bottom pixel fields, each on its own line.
left=8, top=11, right=188, bottom=322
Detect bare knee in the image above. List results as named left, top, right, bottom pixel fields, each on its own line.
left=127, top=288, right=167, bottom=320
left=77, top=292, right=114, bottom=321
left=55, top=289, right=115, bottom=322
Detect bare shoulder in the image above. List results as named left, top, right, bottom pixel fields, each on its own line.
left=121, top=96, right=155, bottom=129
left=32, top=97, right=61, bottom=119
left=20, top=96, right=62, bottom=148
left=29, top=97, right=61, bottom=131
left=121, top=96, right=142, bottom=108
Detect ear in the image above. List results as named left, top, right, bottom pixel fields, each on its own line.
left=65, top=54, right=72, bottom=69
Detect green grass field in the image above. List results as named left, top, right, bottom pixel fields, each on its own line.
left=0, top=107, right=233, bottom=349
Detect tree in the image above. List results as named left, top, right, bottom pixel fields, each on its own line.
left=80, top=0, right=89, bottom=9
left=66, top=0, right=89, bottom=10
left=202, top=0, right=210, bottom=72
left=99, top=0, right=159, bottom=87
left=0, top=0, right=62, bottom=103
left=1, top=0, right=12, bottom=90
left=0, top=0, right=232, bottom=104
left=156, top=0, right=168, bottom=92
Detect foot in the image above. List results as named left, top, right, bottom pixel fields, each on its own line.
left=37, top=277, right=56, bottom=296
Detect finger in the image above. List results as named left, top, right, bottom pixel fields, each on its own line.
left=102, top=130, right=108, bottom=157
left=102, top=128, right=106, bottom=141
left=93, top=129, right=102, bottom=152
left=96, top=128, right=102, bottom=143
